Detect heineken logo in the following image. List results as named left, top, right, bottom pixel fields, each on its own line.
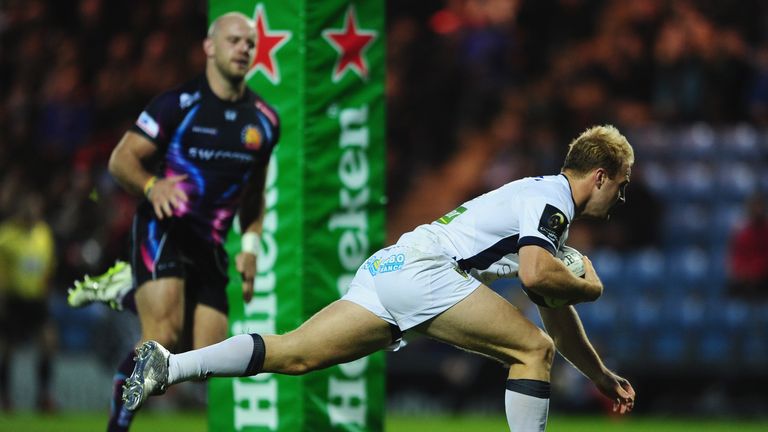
left=248, top=3, right=292, bottom=84
left=322, top=5, right=377, bottom=83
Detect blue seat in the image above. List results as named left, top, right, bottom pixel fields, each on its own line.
left=717, top=125, right=763, bottom=161
left=664, top=247, right=711, bottom=288
left=650, top=330, right=688, bottom=366
left=675, top=124, right=717, bottom=160
left=630, top=249, right=665, bottom=285
left=629, top=292, right=662, bottom=332
left=696, top=330, right=732, bottom=366
left=674, top=162, right=715, bottom=201
left=716, top=162, right=758, bottom=201
left=662, top=204, right=710, bottom=247
left=710, top=203, right=745, bottom=245
left=590, top=249, right=624, bottom=288
left=640, top=161, right=674, bottom=200
left=719, top=300, right=751, bottom=332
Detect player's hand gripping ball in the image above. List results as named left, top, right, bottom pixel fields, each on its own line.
left=523, top=246, right=585, bottom=308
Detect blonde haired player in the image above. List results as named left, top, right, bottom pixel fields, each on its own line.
left=126, top=125, right=634, bottom=431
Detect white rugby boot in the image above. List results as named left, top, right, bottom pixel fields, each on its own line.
left=122, top=341, right=171, bottom=411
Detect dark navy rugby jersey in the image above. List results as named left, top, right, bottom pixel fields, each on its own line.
left=130, top=75, right=280, bottom=244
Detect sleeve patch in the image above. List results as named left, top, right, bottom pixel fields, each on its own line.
left=255, top=100, right=279, bottom=128
left=136, top=111, right=160, bottom=139
left=537, top=204, right=569, bottom=245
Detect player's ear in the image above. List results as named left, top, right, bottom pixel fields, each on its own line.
left=203, top=37, right=215, bottom=57
left=593, top=168, right=605, bottom=189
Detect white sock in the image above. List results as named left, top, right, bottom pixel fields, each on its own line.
left=504, top=379, right=550, bottom=432
left=167, top=334, right=263, bottom=385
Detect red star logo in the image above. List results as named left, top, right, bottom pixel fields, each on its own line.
left=322, top=5, right=377, bottom=83
left=248, top=4, right=291, bottom=84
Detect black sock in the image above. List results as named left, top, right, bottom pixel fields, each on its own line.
left=107, top=351, right=137, bottom=432
left=244, top=333, right=266, bottom=376
left=505, top=379, right=551, bottom=399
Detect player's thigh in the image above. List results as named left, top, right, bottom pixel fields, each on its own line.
left=135, top=277, right=185, bottom=343
left=263, top=300, right=393, bottom=372
left=192, top=303, right=227, bottom=349
left=415, top=284, right=552, bottom=365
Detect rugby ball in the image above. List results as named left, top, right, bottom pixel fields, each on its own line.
left=557, top=245, right=585, bottom=277
left=522, top=245, right=585, bottom=308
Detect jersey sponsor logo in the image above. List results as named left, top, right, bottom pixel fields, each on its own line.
left=136, top=111, right=159, bottom=138
left=436, top=205, right=467, bottom=224
left=538, top=204, right=568, bottom=244
left=179, top=91, right=201, bottom=109
left=188, top=147, right=254, bottom=162
left=241, top=124, right=262, bottom=150
left=191, top=126, right=218, bottom=135
left=367, top=253, right=405, bottom=276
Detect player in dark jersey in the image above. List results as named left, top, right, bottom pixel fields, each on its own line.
left=98, top=13, right=279, bottom=431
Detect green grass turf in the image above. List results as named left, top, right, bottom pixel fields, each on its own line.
left=1, top=412, right=767, bottom=431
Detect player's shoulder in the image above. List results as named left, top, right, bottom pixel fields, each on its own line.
left=150, top=76, right=205, bottom=112
left=513, top=174, right=569, bottom=196
left=248, top=91, right=280, bottom=129
left=517, top=175, right=574, bottom=212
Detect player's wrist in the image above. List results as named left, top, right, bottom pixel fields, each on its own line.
left=143, top=175, right=158, bottom=198
left=241, top=231, right=261, bottom=255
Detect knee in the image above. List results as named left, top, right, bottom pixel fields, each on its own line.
left=143, top=321, right=183, bottom=350
left=503, top=330, right=555, bottom=368
left=524, top=330, right=555, bottom=367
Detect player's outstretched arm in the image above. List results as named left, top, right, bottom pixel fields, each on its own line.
left=538, top=305, right=635, bottom=414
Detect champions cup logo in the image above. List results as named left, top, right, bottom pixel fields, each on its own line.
left=242, top=125, right=262, bottom=150
left=548, top=212, right=566, bottom=230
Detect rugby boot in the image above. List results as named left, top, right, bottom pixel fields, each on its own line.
left=122, top=341, right=170, bottom=411
left=67, top=260, right=132, bottom=311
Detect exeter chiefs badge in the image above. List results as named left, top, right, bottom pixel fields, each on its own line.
left=241, top=124, right=262, bottom=150
left=538, top=204, right=569, bottom=244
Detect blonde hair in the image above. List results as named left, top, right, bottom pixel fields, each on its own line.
left=561, top=125, right=634, bottom=178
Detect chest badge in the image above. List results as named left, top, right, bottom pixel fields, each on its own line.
left=241, top=124, right=262, bottom=150
left=225, top=110, right=237, bottom=121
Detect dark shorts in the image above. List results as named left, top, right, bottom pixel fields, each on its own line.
left=1, top=297, right=48, bottom=342
left=130, top=209, right=229, bottom=314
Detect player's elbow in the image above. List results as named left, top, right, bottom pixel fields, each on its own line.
left=582, top=282, right=603, bottom=302
left=518, top=266, right=545, bottom=292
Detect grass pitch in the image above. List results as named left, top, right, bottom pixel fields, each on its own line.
left=1, top=412, right=767, bottom=431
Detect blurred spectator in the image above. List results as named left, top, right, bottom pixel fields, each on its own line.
left=0, top=190, right=57, bottom=412
left=727, top=193, right=768, bottom=300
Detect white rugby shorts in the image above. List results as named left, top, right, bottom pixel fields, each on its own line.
left=342, top=230, right=482, bottom=336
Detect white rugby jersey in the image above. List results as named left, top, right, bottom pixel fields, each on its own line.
left=413, top=174, right=576, bottom=285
